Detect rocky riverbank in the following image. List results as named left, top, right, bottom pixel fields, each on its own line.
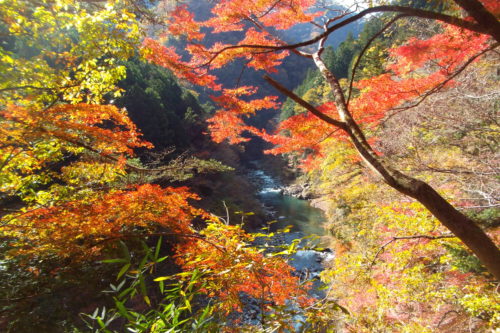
left=281, top=182, right=315, bottom=200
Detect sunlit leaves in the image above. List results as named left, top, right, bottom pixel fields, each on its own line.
left=0, top=0, right=150, bottom=208
left=202, top=0, right=318, bottom=32
left=207, top=86, right=279, bottom=144
left=142, top=38, right=221, bottom=90
left=175, top=221, right=312, bottom=313
left=263, top=102, right=347, bottom=169
left=268, top=22, right=495, bottom=168
left=211, top=86, right=279, bottom=115
left=0, top=0, right=141, bottom=106
left=144, top=0, right=318, bottom=106
left=388, top=26, right=490, bottom=76
left=322, top=200, right=500, bottom=330
left=167, top=4, right=205, bottom=41
left=3, top=185, right=206, bottom=258
left=0, top=103, right=151, bottom=203
left=206, top=111, right=255, bottom=144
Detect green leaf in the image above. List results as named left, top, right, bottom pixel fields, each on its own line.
left=118, top=287, right=133, bottom=299
left=154, top=276, right=170, bottom=282
left=154, top=236, right=163, bottom=260
left=159, top=280, right=164, bottom=294
left=97, top=317, right=106, bottom=328
left=101, top=258, right=129, bottom=264
left=139, top=276, right=147, bottom=296
left=116, top=263, right=131, bottom=280
left=157, top=255, right=168, bottom=263
left=114, top=299, right=130, bottom=319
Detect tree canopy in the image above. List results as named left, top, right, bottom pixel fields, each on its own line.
left=1, top=0, right=500, bottom=331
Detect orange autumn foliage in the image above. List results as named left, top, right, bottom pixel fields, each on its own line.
left=1, top=103, right=152, bottom=157
left=175, top=222, right=312, bottom=313
left=265, top=25, right=493, bottom=164
left=145, top=1, right=497, bottom=171
left=141, top=0, right=322, bottom=144
left=208, top=86, right=279, bottom=144
left=1, top=1, right=314, bottom=327
left=4, top=185, right=205, bottom=258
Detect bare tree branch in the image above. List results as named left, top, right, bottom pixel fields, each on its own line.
left=369, top=234, right=456, bottom=268
left=453, top=0, right=500, bottom=42
left=204, top=5, right=493, bottom=56
left=263, top=75, right=347, bottom=130
left=347, top=14, right=407, bottom=106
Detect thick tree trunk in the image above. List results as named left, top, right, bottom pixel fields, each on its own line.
left=266, top=49, right=500, bottom=279
left=453, top=0, right=500, bottom=43
left=407, top=178, right=500, bottom=279
left=343, top=125, right=500, bottom=279
left=310, top=53, right=500, bottom=280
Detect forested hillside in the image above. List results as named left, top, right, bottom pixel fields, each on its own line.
left=1, top=0, right=499, bottom=332
left=116, top=58, right=208, bottom=150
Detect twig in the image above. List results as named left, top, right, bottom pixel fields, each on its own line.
left=437, top=310, right=459, bottom=328
left=264, top=75, right=347, bottom=130
left=194, top=5, right=490, bottom=69
left=383, top=43, right=499, bottom=123
left=414, top=166, right=499, bottom=176
left=222, top=201, right=230, bottom=225
left=347, top=14, right=407, bottom=106
left=369, top=234, right=456, bottom=268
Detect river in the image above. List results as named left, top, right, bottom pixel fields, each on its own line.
left=241, top=163, right=334, bottom=329
left=247, top=163, right=333, bottom=280
left=247, top=165, right=328, bottom=243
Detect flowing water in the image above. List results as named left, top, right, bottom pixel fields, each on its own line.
left=247, top=163, right=334, bottom=278
left=247, top=167, right=328, bottom=242
left=241, top=163, right=334, bottom=329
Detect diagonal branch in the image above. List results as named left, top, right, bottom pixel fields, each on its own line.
left=263, top=75, right=347, bottom=130
left=369, top=234, right=456, bottom=268
left=204, top=5, right=492, bottom=58
left=453, top=0, right=500, bottom=42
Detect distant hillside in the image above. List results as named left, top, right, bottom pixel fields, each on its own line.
left=279, top=2, right=363, bottom=49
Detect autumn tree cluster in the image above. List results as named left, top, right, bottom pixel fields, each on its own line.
left=140, top=0, right=500, bottom=331
left=1, top=0, right=500, bottom=331
left=144, top=0, right=499, bottom=269
left=0, top=0, right=311, bottom=331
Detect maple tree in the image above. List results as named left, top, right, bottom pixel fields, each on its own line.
left=0, top=0, right=155, bottom=255
left=175, top=221, right=312, bottom=314
left=1, top=2, right=313, bottom=330
left=272, top=15, right=500, bottom=329
left=142, top=0, right=500, bottom=279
